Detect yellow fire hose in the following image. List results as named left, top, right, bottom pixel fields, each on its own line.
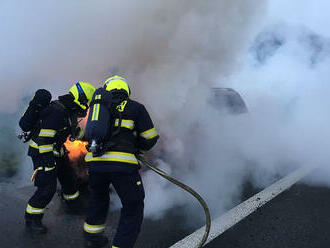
left=136, top=155, right=211, bottom=248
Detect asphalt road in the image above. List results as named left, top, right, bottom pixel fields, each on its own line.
left=1, top=169, right=330, bottom=248
left=204, top=169, right=330, bottom=248
left=0, top=182, right=197, bottom=248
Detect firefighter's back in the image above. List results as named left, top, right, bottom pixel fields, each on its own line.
left=85, top=98, right=158, bottom=173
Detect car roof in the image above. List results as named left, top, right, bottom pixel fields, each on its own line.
left=210, top=87, right=248, bottom=114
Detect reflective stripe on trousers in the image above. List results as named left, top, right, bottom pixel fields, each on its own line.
left=83, top=222, right=106, bottom=234
left=26, top=204, right=45, bottom=215
left=62, top=191, right=80, bottom=201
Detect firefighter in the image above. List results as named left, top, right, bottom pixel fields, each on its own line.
left=23, top=82, right=96, bottom=234
left=83, top=76, right=159, bottom=248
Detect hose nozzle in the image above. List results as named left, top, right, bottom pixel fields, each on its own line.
left=90, top=140, right=100, bottom=157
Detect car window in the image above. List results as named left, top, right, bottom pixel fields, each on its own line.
left=211, top=88, right=248, bottom=114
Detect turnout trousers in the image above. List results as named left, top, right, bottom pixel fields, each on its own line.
left=84, top=170, right=145, bottom=248
left=25, top=155, right=79, bottom=219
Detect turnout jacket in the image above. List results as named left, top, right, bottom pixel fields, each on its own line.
left=27, top=100, right=83, bottom=166
left=85, top=99, right=159, bottom=173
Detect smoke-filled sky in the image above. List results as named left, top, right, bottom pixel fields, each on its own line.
left=2, top=0, right=330, bottom=222
left=0, top=0, right=264, bottom=114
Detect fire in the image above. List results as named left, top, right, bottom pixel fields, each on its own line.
left=64, top=110, right=89, bottom=162
left=63, top=113, right=90, bottom=182
left=64, top=139, right=88, bottom=162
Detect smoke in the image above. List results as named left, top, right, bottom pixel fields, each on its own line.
left=5, top=0, right=328, bottom=227
left=193, top=0, right=330, bottom=218
left=142, top=0, right=330, bottom=222
left=0, top=0, right=264, bottom=112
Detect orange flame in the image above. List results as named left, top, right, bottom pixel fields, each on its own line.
left=64, top=110, right=89, bottom=162
left=64, top=139, right=88, bottom=162
left=63, top=112, right=90, bottom=182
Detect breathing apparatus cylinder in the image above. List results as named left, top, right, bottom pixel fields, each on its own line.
left=85, top=87, right=116, bottom=156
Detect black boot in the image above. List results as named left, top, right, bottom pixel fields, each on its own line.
left=62, top=198, right=86, bottom=215
left=25, top=213, right=48, bottom=234
left=59, top=190, right=86, bottom=215
left=84, top=232, right=109, bottom=248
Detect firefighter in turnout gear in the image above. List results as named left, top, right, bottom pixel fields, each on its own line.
left=83, top=76, right=159, bottom=248
left=22, top=82, right=96, bottom=234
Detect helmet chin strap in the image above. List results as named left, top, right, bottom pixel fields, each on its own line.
left=76, top=82, right=88, bottom=107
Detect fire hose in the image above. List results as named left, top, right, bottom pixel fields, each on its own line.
left=136, top=155, right=211, bottom=248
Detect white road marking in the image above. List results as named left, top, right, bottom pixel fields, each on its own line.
left=169, top=166, right=315, bottom=248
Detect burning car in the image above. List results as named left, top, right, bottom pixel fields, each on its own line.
left=210, top=87, right=248, bottom=115
left=148, top=87, right=249, bottom=171
left=64, top=87, right=248, bottom=183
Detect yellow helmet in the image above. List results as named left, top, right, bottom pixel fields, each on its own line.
left=103, top=75, right=130, bottom=96
left=69, top=81, right=96, bottom=110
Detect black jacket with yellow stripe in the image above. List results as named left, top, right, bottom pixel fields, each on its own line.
left=85, top=99, right=159, bottom=173
left=27, top=100, right=82, bottom=165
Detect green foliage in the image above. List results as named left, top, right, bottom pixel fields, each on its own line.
left=0, top=151, right=20, bottom=177
left=0, top=113, right=24, bottom=178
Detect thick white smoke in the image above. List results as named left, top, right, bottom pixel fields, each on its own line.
left=4, top=0, right=328, bottom=226
left=195, top=0, right=330, bottom=218
left=1, top=0, right=266, bottom=217
left=141, top=0, right=330, bottom=221
left=0, top=0, right=265, bottom=113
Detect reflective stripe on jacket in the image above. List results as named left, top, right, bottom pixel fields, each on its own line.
left=85, top=99, right=159, bottom=173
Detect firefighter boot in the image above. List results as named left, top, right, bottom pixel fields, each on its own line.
left=84, top=232, right=109, bottom=248
left=25, top=213, right=48, bottom=234
left=59, top=190, right=85, bottom=215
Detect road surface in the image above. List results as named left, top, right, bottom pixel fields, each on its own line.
left=0, top=168, right=330, bottom=248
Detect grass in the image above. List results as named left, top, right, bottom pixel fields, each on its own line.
left=0, top=112, right=24, bottom=179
